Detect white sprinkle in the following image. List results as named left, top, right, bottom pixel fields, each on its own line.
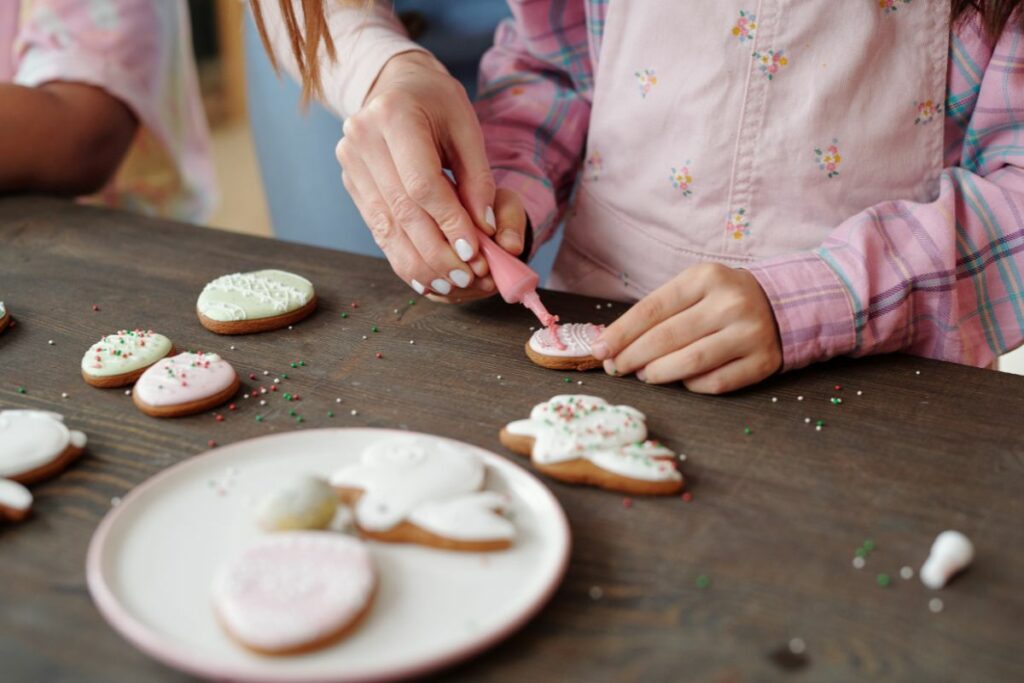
left=259, top=400, right=267, bottom=406
left=595, top=304, right=602, bottom=310
left=900, top=566, right=915, bottom=580
left=48, top=339, right=54, bottom=345
left=606, top=303, right=613, bottom=308
left=362, top=335, right=368, bottom=340
left=260, top=387, right=267, bottom=394
left=677, top=453, right=687, bottom=462
left=915, top=370, right=921, bottom=375
left=497, top=375, right=503, bottom=380
left=577, top=380, right=584, bottom=385
left=788, top=638, right=806, bottom=655
left=110, top=497, right=122, bottom=507
left=589, top=586, right=603, bottom=600
left=815, top=425, right=822, bottom=431
left=857, top=390, right=863, bottom=396
left=797, top=395, right=804, bottom=401
left=61, top=392, right=68, bottom=399
left=243, top=393, right=250, bottom=399
left=288, top=325, right=294, bottom=330
left=263, top=370, right=269, bottom=376
left=336, top=398, right=342, bottom=403
left=124, top=389, right=132, bottom=396
left=230, top=345, right=236, bottom=350
left=804, top=417, right=811, bottom=423
left=273, top=378, right=280, bottom=384
left=929, top=598, right=944, bottom=613
left=350, top=409, right=358, bottom=416
left=852, top=556, right=866, bottom=569
left=409, top=340, right=415, bottom=344
left=529, top=326, right=535, bottom=331
left=771, top=397, right=778, bottom=403
left=393, top=308, right=399, bottom=314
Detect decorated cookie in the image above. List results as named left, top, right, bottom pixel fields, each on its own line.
left=212, top=532, right=376, bottom=655
left=132, top=351, right=239, bottom=417
left=330, top=436, right=515, bottom=551
left=0, top=410, right=88, bottom=522
left=526, top=323, right=605, bottom=371
left=197, top=269, right=317, bottom=334
left=500, top=395, right=683, bottom=495
left=80, top=329, right=174, bottom=388
left=256, top=475, right=339, bottom=532
left=0, top=301, right=9, bottom=334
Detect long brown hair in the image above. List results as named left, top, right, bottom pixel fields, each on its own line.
left=250, top=1, right=1023, bottom=106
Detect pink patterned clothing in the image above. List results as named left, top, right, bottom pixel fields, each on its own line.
left=0, top=0, right=215, bottom=221
left=475, top=2, right=1024, bottom=371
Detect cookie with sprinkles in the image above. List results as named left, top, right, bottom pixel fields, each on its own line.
left=0, top=301, right=9, bottom=334
left=80, top=329, right=174, bottom=388
left=132, top=351, right=240, bottom=417
left=500, top=394, right=683, bottom=495
left=197, top=269, right=317, bottom=334
left=525, top=322, right=604, bottom=371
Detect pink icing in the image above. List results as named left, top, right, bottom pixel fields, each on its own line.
left=529, top=323, right=604, bottom=358
left=212, top=532, right=375, bottom=652
left=133, top=352, right=236, bottom=407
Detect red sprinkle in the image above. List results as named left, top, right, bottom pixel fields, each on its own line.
left=834, top=384, right=842, bottom=391
left=215, top=414, right=224, bottom=422
left=228, top=404, right=237, bottom=411
left=622, top=497, right=633, bottom=509
left=293, top=394, right=301, bottom=401
left=375, top=352, right=383, bottom=359
left=91, top=304, right=100, bottom=312
left=682, top=492, right=694, bottom=503
left=351, top=302, right=359, bottom=309
left=270, top=385, right=278, bottom=392
left=207, top=440, right=217, bottom=448
left=249, top=373, right=257, bottom=380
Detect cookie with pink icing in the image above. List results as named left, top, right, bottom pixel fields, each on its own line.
left=0, top=410, right=88, bottom=522
left=525, top=323, right=604, bottom=371
left=330, top=436, right=515, bottom=551
left=132, top=351, right=239, bottom=418
left=212, top=532, right=376, bottom=655
left=500, top=395, right=683, bottom=495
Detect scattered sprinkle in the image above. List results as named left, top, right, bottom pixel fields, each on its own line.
left=375, top=352, right=383, bottom=359
left=804, top=417, right=811, bottom=424
left=288, top=325, right=293, bottom=330
left=409, top=340, right=415, bottom=344
left=496, top=375, right=503, bottom=380
left=296, top=416, right=304, bottom=424
left=208, top=440, right=217, bottom=448
left=215, top=414, right=224, bottom=422
left=589, top=586, right=604, bottom=600
left=230, top=345, right=236, bottom=350
left=789, top=638, right=806, bottom=655
left=577, top=380, right=584, bottom=385
left=290, top=362, right=297, bottom=368
left=273, top=378, right=281, bottom=384
left=563, top=377, right=571, bottom=383
left=341, top=312, right=348, bottom=318
left=16, top=386, right=25, bottom=394
left=284, top=393, right=293, bottom=401
left=393, top=309, right=399, bottom=314
left=915, top=370, right=921, bottom=375
left=622, top=497, right=633, bottom=509
left=595, top=304, right=601, bottom=310
left=830, top=397, right=843, bottom=405
left=259, top=400, right=267, bottom=406
left=362, top=335, right=368, bottom=340
left=110, top=497, right=122, bottom=507
left=372, top=325, right=379, bottom=333
left=834, top=385, right=842, bottom=391
left=857, top=390, right=863, bottom=396
left=48, top=339, right=54, bottom=346
left=61, top=392, right=69, bottom=399
left=350, top=409, right=358, bottom=416
left=900, top=566, right=914, bottom=580
left=797, top=396, right=804, bottom=401
left=744, top=427, right=752, bottom=435
left=852, top=556, right=866, bottom=569
left=771, top=396, right=778, bottom=403
left=255, top=415, right=264, bottom=422
left=228, top=403, right=237, bottom=411
left=695, top=575, right=711, bottom=590
left=863, top=539, right=876, bottom=551
left=124, top=389, right=131, bottom=396
left=929, top=598, right=944, bottom=613
left=336, top=398, right=342, bottom=403
left=876, top=573, right=891, bottom=588
left=327, top=411, right=334, bottom=418
left=682, top=491, right=693, bottom=503
left=263, top=370, right=269, bottom=376
left=92, top=304, right=100, bottom=312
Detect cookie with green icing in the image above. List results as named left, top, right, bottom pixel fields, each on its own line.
left=81, top=329, right=174, bottom=388
left=197, top=269, right=317, bottom=334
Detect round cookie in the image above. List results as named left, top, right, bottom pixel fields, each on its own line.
left=212, top=532, right=376, bottom=655
left=0, top=410, right=88, bottom=522
left=330, top=436, right=515, bottom=552
left=81, top=329, right=174, bottom=388
left=525, top=322, right=604, bottom=371
left=197, top=269, right=317, bottom=335
left=500, top=394, right=683, bottom=496
left=256, top=475, right=339, bottom=532
left=132, top=352, right=239, bottom=418
left=0, top=301, right=9, bottom=334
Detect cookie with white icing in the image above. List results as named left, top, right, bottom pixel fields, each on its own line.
left=0, top=301, right=9, bottom=334
left=500, top=395, right=683, bottom=495
left=525, top=323, right=604, bottom=371
left=132, top=351, right=239, bottom=417
left=0, top=410, right=88, bottom=522
left=197, top=269, right=317, bottom=334
left=81, top=329, right=174, bottom=388
left=256, top=475, right=339, bottom=532
left=330, top=436, right=515, bottom=551
left=212, top=532, right=376, bottom=655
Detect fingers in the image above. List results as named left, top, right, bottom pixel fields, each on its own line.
left=425, top=276, right=496, bottom=304
left=607, top=300, right=720, bottom=377
left=635, top=330, right=744, bottom=385
left=682, top=353, right=777, bottom=395
left=492, top=188, right=527, bottom=255
left=442, top=96, right=498, bottom=237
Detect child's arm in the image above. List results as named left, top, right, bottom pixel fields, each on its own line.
left=0, top=82, right=136, bottom=195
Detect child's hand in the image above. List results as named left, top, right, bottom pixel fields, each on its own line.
left=591, top=264, right=782, bottom=394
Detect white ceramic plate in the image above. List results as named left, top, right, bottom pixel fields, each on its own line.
left=86, top=429, right=570, bottom=682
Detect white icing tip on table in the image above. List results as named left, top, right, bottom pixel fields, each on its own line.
left=920, top=530, right=974, bottom=589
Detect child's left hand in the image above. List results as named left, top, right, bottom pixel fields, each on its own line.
left=591, top=263, right=782, bottom=394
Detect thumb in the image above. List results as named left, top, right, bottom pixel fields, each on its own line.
left=493, top=188, right=527, bottom=256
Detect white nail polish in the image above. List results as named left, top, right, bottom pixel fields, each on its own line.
left=485, top=206, right=496, bottom=231
left=431, top=278, right=452, bottom=295
left=454, top=238, right=474, bottom=262
left=410, top=279, right=425, bottom=295
left=449, top=269, right=471, bottom=288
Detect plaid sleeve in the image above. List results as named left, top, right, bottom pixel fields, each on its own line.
left=748, top=15, right=1024, bottom=371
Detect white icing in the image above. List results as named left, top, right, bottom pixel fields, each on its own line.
left=197, top=270, right=314, bottom=322
left=920, top=530, right=975, bottom=589
left=0, top=478, right=32, bottom=512
left=80, top=329, right=173, bottom=377
left=0, top=411, right=86, bottom=479
left=212, top=532, right=375, bottom=652
left=506, top=395, right=681, bottom=482
left=256, top=475, right=338, bottom=531
left=529, top=323, right=604, bottom=358
left=330, top=436, right=514, bottom=542
left=0, top=301, right=6, bottom=318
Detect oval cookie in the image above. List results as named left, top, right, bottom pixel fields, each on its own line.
left=525, top=323, right=604, bottom=371
left=500, top=394, right=683, bottom=496
left=256, top=475, right=339, bottom=532
left=81, top=329, right=174, bottom=388
left=197, top=270, right=316, bottom=334
left=212, top=532, right=376, bottom=655
left=132, top=352, right=239, bottom=418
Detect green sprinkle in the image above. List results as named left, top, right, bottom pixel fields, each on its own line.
left=16, top=386, right=26, bottom=394
left=341, top=312, right=349, bottom=318
left=831, top=397, right=843, bottom=405
left=255, top=415, right=264, bottom=422
left=695, top=575, right=711, bottom=589
left=299, top=361, right=306, bottom=367
left=816, top=420, right=826, bottom=427
left=564, top=377, right=572, bottom=383
left=408, top=299, right=415, bottom=306
left=281, top=374, right=289, bottom=379
left=876, top=573, right=890, bottom=587
left=327, top=411, right=334, bottom=418
left=863, top=539, right=876, bottom=552
left=289, top=409, right=297, bottom=417
left=744, top=427, right=752, bottom=435
left=372, top=325, right=379, bottom=333
left=296, top=416, right=304, bottom=423
left=284, top=393, right=293, bottom=401
left=855, top=547, right=867, bottom=558
left=291, top=362, right=299, bottom=368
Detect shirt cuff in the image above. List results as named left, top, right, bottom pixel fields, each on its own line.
left=746, top=252, right=859, bottom=372
left=491, top=168, right=557, bottom=260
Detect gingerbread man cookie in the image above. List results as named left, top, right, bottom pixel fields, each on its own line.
left=0, top=410, right=88, bottom=522
left=212, top=532, right=377, bottom=655
left=525, top=323, right=605, bottom=371
left=197, top=269, right=317, bottom=334
left=132, top=351, right=239, bottom=417
left=330, top=436, right=515, bottom=551
left=500, top=395, right=683, bottom=495
left=81, top=329, right=174, bottom=388
left=0, top=301, right=9, bottom=334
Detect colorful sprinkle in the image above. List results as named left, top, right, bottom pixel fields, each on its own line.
left=876, top=573, right=891, bottom=587
left=696, top=575, right=711, bottom=589
left=341, top=312, right=348, bottom=318
left=16, top=386, right=25, bottom=394
left=622, top=497, right=633, bottom=509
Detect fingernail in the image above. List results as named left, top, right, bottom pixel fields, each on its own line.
left=591, top=340, right=609, bottom=360
left=454, top=238, right=474, bottom=262
left=410, top=279, right=425, bottom=295
left=603, top=359, right=617, bottom=376
left=497, top=230, right=522, bottom=253
left=449, top=269, right=471, bottom=288
left=480, top=276, right=495, bottom=292
left=636, top=368, right=647, bottom=382
left=431, top=278, right=452, bottom=295
left=485, top=205, right=496, bottom=231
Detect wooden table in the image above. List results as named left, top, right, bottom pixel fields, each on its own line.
left=1, top=197, right=1022, bottom=682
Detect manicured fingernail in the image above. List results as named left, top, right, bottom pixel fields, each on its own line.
left=449, top=269, right=471, bottom=288
left=497, top=230, right=522, bottom=253
left=454, top=238, right=474, bottom=262
left=431, top=278, right=452, bottom=295
left=636, top=369, right=647, bottom=382
left=485, top=206, right=496, bottom=231
left=410, top=279, right=425, bottom=295
left=603, top=359, right=617, bottom=376
left=480, top=276, right=495, bottom=292
left=591, top=340, right=609, bottom=359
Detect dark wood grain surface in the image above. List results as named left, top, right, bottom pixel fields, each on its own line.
left=1, top=196, right=1022, bottom=683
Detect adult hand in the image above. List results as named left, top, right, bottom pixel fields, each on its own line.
left=591, top=263, right=783, bottom=394
left=337, top=50, right=511, bottom=298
